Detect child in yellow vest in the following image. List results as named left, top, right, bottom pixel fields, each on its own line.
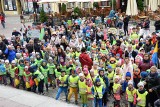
left=136, top=82, right=148, bottom=107
left=113, top=76, right=122, bottom=107
left=78, top=73, right=87, bottom=107
left=86, top=79, right=94, bottom=107
left=126, top=80, right=137, bottom=107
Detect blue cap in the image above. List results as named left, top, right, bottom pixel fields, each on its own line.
left=126, top=72, right=131, bottom=77
left=99, top=68, right=104, bottom=72
left=116, top=53, right=120, bottom=57
left=95, top=78, right=100, bottom=83
left=107, top=65, right=112, bottom=69
left=140, top=71, right=148, bottom=78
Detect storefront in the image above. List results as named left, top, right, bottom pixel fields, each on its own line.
left=1, top=0, right=22, bottom=15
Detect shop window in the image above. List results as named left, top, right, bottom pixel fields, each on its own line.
left=67, top=2, right=75, bottom=8
left=101, top=1, right=110, bottom=7
left=4, top=0, right=17, bottom=11
left=83, top=2, right=89, bottom=8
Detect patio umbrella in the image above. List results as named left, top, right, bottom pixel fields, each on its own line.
left=126, top=0, right=138, bottom=16
left=148, top=0, right=158, bottom=11
left=38, top=0, right=67, bottom=3
left=158, top=0, right=160, bottom=6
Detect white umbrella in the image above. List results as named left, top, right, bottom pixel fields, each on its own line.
left=158, top=0, right=160, bottom=6
left=38, top=0, right=67, bottom=3
left=149, top=0, right=158, bottom=11
left=126, top=0, right=138, bottom=16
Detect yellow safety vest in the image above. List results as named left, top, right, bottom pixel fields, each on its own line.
left=59, top=75, right=68, bottom=87
left=126, top=87, right=137, bottom=102
left=78, top=80, right=87, bottom=94
left=69, top=76, right=79, bottom=87
left=137, top=90, right=148, bottom=107
left=97, top=76, right=106, bottom=88
left=87, top=86, right=94, bottom=100
left=107, top=71, right=114, bottom=83
left=113, top=83, right=121, bottom=94
left=94, top=85, right=103, bottom=99
left=10, top=67, right=17, bottom=78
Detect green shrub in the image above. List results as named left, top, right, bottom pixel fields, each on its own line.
left=39, top=8, right=47, bottom=23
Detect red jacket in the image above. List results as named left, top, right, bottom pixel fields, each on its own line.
left=0, top=16, right=5, bottom=21
left=112, top=47, right=123, bottom=58
left=79, top=52, right=93, bottom=70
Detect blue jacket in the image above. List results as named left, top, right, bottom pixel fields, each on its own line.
left=4, top=48, right=16, bottom=63
left=122, top=80, right=128, bottom=92
left=96, top=75, right=109, bottom=92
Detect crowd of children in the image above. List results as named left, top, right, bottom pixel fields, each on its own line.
left=0, top=13, right=160, bottom=107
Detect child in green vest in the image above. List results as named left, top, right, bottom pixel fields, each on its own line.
left=5, top=60, right=10, bottom=85
left=18, top=59, right=25, bottom=89
left=35, top=53, right=43, bottom=68
left=40, top=60, right=49, bottom=92
left=23, top=66, right=32, bottom=91
left=47, top=57, right=56, bottom=88
left=0, top=60, right=6, bottom=85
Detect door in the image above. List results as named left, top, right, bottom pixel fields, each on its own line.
left=0, top=0, right=3, bottom=12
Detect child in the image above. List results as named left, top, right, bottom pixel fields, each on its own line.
left=113, top=76, right=121, bottom=107
left=47, top=57, right=56, bottom=88
left=39, top=60, right=49, bottom=92
left=56, top=70, right=69, bottom=101
left=126, top=81, right=137, bottom=107
left=5, top=60, right=10, bottom=85
left=136, top=82, right=148, bottom=107
left=78, top=73, right=87, bottom=107
left=68, top=69, right=79, bottom=104
left=122, top=72, right=131, bottom=93
left=18, top=59, right=25, bottom=89
left=91, top=78, right=105, bottom=107
left=86, top=79, right=94, bottom=107
left=0, top=60, right=6, bottom=85
left=23, top=66, right=32, bottom=91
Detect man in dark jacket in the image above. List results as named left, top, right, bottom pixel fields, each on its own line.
left=0, top=38, right=6, bottom=53
left=123, top=15, right=130, bottom=36
left=146, top=66, right=160, bottom=107
left=154, top=16, right=160, bottom=33
left=143, top=17, right=150, bottom=39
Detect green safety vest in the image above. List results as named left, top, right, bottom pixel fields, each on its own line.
left=137, top=90, right=148, bottom=107
left=35, top=59, right=43, bottom=67
left=34, top=70, right=44, bottom=82
left=93, top=85, right=103, bottom=99
left=40, top=66, right=49, bottom=78
left=59, top=75, right=68, bottom=87
left=10, top=67, right=17, bottom=78
left=126, top=87, right=137, bottom=102
left=69, top=75, right=79, bottom=87
left=23, top=72, right=32, bottom=82
left=97, top=76, right=106, bottom=88
left=78, top=79, right=87, bottom=94
left=47, top=63, right=55, bottom=74
left=18, top=65, right=25, bottom=76
left=55, top=69, right=61, bottom=78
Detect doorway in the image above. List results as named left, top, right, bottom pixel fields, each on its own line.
left=58, top=3, right=61, bottom=13
left=17, top=0, right=22, bottom=14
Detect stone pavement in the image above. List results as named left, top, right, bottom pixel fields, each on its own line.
left=0, top=85, right=78, bottom=107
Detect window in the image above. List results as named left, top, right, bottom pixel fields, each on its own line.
left=83, top=2, right=89, bottom=8
left=67, top=2, right=75, bottom=8
left=4, top=0, right=17, bottom=11
left=101, top=1, right=110, bottom=7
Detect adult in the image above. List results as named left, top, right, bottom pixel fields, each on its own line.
left=79, top=47, right=93, bottom=70
left=12, top=28, right=21, bottom=37
left=26, top=39, right=34, bottom=54
left=138, top=53, right=154, bottom=72
left=142, top=17, right=150, bottom=39
left=57, top=47, right=66, bottom=65
left=4, top=45, right=16, bottom=63
left=154, top=16, right=160, bottom=33
left=146, top=66, right=160, bottom=107
left=0, top=13, right=5, bottom=28
left=60, top=36, right=68, bottom=51
left=123, top=15, right=130, bottom=36
left=0, top=37, right=6, bottom=53
left=50, top=32, right=60, bottom=46
left=143, top=39, right=153, bottom=53
left=112, top=41, right=123, bottom=58
left=43, top=31, right=50, bottom=43
left=125, top=45, right=137, bottom=59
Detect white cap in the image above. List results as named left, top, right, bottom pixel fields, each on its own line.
left=138, top=82, right=144, bottom=87
left=79, top=73, right=84, bottom=77
left=25, top=66, right=28, bottom=69
left=128, top=80, right=133, bottom=85
left=5, top=60, right=9, bottom=63
left=11, top=60, right=16, bottom=64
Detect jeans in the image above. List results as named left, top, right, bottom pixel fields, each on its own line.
left=1, top=21, right=5, bottom=28
left=94, top=98, right=102, bottom=107
left=129, top=102, right=136, bottom=107
left=56, top=87, right=68, bottom=100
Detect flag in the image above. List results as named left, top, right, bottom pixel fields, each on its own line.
left=152, top=42, right=159, bottom=66
left=39, top=28, right=44, bottom=40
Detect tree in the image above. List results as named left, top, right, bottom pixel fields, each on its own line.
left=137, top=0, right=144, bottom=12
left=61, top=3, right=66, bottom=14
left=93, top=2, right=99, bottom=8
left=39, top=8, right=47, bottom=23
left=74, top=7, right=81, bottom=16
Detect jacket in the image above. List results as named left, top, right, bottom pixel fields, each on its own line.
left=4, top=49, right=16, bottom=63
left=79, top=52, right=93, bottom=70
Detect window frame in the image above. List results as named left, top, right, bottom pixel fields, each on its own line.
left=4, top=0, right=17, bottom=11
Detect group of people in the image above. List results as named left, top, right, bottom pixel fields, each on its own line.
left=0, top=10, right=160, bottom=107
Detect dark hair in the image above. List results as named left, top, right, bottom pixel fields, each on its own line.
left=81, top=47, right=86, bottom=52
